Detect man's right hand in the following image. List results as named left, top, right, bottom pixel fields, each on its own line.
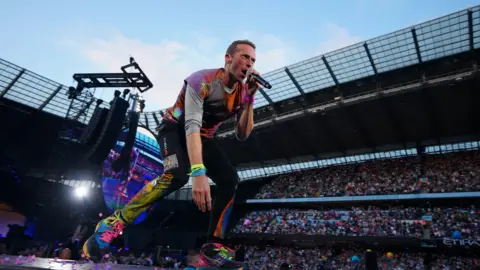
left=192, top=175, right=212, bottom=212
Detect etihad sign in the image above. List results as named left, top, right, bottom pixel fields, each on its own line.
left=443, top=238, right=480, bottom=247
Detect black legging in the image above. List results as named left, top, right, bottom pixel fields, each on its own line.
left=115, top=122, right=238, bottom=243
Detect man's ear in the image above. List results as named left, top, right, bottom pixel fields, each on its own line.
left=225, top=53, right=233, bottom=65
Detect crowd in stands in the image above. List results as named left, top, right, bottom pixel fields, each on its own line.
left=87, top=250, right=185, bottom=268
left=245, top=246, right=478, bottom=269
left=17, top=246, right=47, bottom=258
left=2, top=241, right=478, bottom=269
left=255, top=151, right=480, bottom=199
left=234, top=206, right=480, bottom=239
left=11, top=243, right=185, bottom=269
left=101, top=250, right=185, bottom=268
left=245, top=246, right=365, bottom=269
left=1, top=150, right=479, bottom=269
left=0, top=233, right=186, bottom=269
left=0, top=238, right=49, bottom=258
left=429, top=255, right=479, bottom=270
left=423, top=152, right=480, bottom=193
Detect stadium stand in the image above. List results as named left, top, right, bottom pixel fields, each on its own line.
left=252, top=150, right=479, bottom=199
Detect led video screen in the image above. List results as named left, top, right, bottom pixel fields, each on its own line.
left=101, top=127, right=163, bottom=224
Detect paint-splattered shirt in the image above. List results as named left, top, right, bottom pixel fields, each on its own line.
left=162, top=68, right=247, bottom=138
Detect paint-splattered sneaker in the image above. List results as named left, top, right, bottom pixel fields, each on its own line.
left=197, top=243, right=247, bottom=269
left=82, top=216, right=125, bottom=261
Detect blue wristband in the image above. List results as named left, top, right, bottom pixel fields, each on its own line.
left=190, top=167, right=207, bottom=177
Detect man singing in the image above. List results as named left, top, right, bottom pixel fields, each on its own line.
left=83, top=40, right=260, bottom=269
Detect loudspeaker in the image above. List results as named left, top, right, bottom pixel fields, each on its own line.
left=112, top=110, right=139, bottom=173
left=85, top=97, right=129, bottom=165
left=79, top=107, right=109, bottom=145
left=365, top=250, right=378, bottom=270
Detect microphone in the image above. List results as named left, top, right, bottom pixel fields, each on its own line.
left=247, top=70, right=272, bottom=89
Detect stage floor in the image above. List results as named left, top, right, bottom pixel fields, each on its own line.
left=0, top=255, right=162, bottom=270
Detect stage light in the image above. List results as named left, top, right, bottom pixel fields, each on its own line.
left=136, top=99, right=145, bottom=113
left=67, top=86, right=76, bottom=99
left=122, top=89, right=130, bottom=99
left=75, top=187, right=88, bottom=198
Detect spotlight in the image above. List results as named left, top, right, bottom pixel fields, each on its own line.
left=122, top=89, right=130, bottom=99
left=75, top=187, right=88, bottom=198
left=67, top=86, right=77, bottom=99
left=136, top=99, right=146, bottom=113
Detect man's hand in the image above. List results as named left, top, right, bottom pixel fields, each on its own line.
left=246, top=69, right=261, bottom=97
left=192, top=175, right=212, bottom=212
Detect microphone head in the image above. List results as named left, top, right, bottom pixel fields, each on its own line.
left=244, top=69, right=254, bottom=84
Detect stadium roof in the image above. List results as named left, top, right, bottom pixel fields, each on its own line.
left=0, top=6, right=479, bottom=129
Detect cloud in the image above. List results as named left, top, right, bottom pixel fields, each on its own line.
left=315, top=23, right=363, bottom=55
left=67, top=33, right=222, bottom=111
left=65, top=24, right=361, bottom=111
left=67, top=32, right=302, bottom=111
left=232, top=31, right=303, bottom=72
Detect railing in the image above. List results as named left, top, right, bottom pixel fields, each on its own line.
left=217, top=67, right=478, bottom=137
left=246, top=191, right=480, bottom=204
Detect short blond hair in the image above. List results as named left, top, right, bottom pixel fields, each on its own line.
left=226, top=40, right=256, bottom=56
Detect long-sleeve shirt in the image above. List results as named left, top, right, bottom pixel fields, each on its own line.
left=163, top=68, right=248, bottom=138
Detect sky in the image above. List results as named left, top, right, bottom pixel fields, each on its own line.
left=1, top=0, right=478, bottom=111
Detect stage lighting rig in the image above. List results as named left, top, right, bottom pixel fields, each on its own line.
left=72, top=57, right=153, bottom=93
left=45, top=57, right=154, bottom=183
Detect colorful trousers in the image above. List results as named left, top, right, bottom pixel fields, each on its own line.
left=113, top=122, right=238, bottom=240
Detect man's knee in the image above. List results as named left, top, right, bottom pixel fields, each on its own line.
left=159, top=171, right=189, bottom=190
left=217, top=171, right=238, bottom=196
left=230, top=175, right=239, bottom=191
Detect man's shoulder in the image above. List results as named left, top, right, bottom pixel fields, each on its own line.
left=188, top=68, right=222, bottom=78
left=185, top=68, right=222, bottom=89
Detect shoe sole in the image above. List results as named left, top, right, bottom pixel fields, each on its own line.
left=82, top=236, right=102, bottom=262
left=82, top=238, right=90, bottom=258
